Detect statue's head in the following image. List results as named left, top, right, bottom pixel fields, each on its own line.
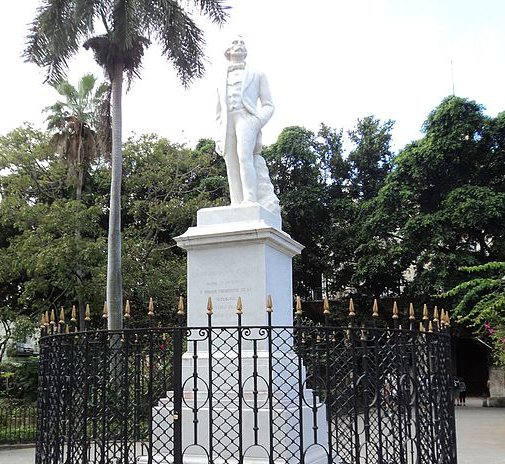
left=224, top=36, right=247, bottom=63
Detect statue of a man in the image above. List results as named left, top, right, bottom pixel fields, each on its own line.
left=216, top=36, right=279, bottom=214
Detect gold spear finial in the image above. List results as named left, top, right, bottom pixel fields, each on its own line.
left=39, top=313, right=45, bottom=329
left=207, top=297, right=214, bottom=316
left=177, top=296, right=185, bottom=316
left=392, top=301, right=399, bottom=320
left=419, top=322, right=425, bottom=333
left=323, top=296, right=330, bottom=315
left=295, top=296, right=302, bottom=316
left=372, top=299, right=379, bottom=318
left=71, top=305, right=77, bottom=323
left=428, top=320, right=433, bottom=332
left=409, top=303, right=415, bottom=321
left=148, top=297, right=154, bottom=317
left=59, top=307, right=65, bottom=326
left=446, top=311, right=451, bottom=326
left=65, top=324, right=70, bottom=334
left=124, top=300, right=131, bottom=319
left=50, top=308, right=55, bottom=326
left=102, top=301, right=108, bottom=319
left=266, top=295, right=273, bottom=313
left=349, top=298, right=356, bottom=317
left=440, top=308, right=446, bottom=326
left=85, top=304, right=91, bottom=322
left=422, top=304, right=429, bottom=321
left=44, top=310, right=49, bottom=327
left=236, top=297, right=243, bottom=315
left=433, top=306, right=439, bottom=323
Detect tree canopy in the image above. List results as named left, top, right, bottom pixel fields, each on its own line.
left=1, top=94, right=505, bottom=364
left=0, top=126, right=227, bottom=326
left=356, top=97, right=505, bottom=305
left=24, top=0, right=230, bottom=329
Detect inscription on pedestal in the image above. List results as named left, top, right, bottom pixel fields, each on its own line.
left=199, top=279, right=252, bottom=325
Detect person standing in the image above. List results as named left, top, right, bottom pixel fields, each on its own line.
left=458, top=377, right=467, bottom=406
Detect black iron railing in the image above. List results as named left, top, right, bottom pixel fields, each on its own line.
left=0, top=405, right=37, bottom=444
left=36, top=305, right=457, bottom=464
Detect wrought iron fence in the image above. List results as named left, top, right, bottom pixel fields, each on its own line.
left=36, top=301, right=457, bottom=464
left=0, top=405, right=37, bottom=444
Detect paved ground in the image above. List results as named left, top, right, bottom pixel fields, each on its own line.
left=1, top=397, right=504, bottom=463
left=456, top=397, right=505, bottom=464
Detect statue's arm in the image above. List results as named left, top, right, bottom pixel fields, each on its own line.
left=257, top=73, right=274, bottom=126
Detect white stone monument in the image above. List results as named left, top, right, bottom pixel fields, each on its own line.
left=146, top=37, right=332, bottom=464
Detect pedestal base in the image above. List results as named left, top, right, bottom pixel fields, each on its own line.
left=175, top=204, right=303, bottom=328
left=143, top=206, right=335, bottom=463
left=147, top=383, right=334, bottom=464
left=140, top=448, right=332, bottom=464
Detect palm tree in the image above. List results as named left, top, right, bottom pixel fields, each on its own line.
left=45, top=74, right=109, bottom=328
left=25, top=0, right=229, bottom=329
left=46, top=74, right=109, bottom=201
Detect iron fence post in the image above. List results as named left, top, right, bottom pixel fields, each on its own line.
left=173, top=309, right=183, bottom=464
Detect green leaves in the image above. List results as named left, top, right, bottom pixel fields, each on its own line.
left=25, top=0, right=229, bottom=86
left=443, top=262, right=505, bottom=366
left=0, top=127, right=227, bottom=326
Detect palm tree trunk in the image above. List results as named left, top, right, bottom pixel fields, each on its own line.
left=107, top=62, right=124, bottom=330
left=76, top=126, right=86, bottom=330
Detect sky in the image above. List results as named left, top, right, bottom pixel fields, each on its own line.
left=2, top=0, right=505, bottom=151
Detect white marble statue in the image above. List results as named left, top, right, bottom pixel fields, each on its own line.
left=216, top=36, right=280, bottom=215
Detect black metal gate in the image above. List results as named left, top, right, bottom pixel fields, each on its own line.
left=35, top=304, right=457, bottom=464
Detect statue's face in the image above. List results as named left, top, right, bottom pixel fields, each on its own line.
left=227, top=37, right=247, bottom=62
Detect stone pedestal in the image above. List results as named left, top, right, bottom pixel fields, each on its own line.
left=176, top=204, right=298, bottom=328
left=145, top=205, right=333, bottom=463
left=487, top=366, right=505, bottom=407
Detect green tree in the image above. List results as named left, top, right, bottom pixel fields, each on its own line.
left=45, top=74, right=109, bottom=327
left=264, top=126, right=335, bottom=298
left=348, top=116, right=394, bottom=201
left=25, top=0, right=229, bottom=329
left=324, top=117, right=395, bottom=298
left=45, top=74, right=109, bottom=202
left=0, top=126, right=227, bottom=327
left=0, top=310, right=34, bottom=363
left=443, top=262, right=505, bottom=367
left=356, top=96, right=505, bottom=304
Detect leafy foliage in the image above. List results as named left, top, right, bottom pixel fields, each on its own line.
left=263, top=126, right=334, bottom=297
left=24, top=0, right=229, bottom=86
left=24, top=0, right=230, bottom=329
left=0, top=126, right=227, bottom=327
left=0, top=358, right=39, bottom=402
left=356, top=97, right=505, bottom=305
left=443, top=262, right=505, bottom=367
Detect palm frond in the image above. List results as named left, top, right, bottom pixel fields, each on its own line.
left=44, top=101, right=68, bottom=130
left=151, top=0, right=206, bottom=87
left=111, top=0, right=149, bottom=50
left=24, top=0, right=96, bottom=84
left=78, top=74, right=98, bottom=99
left=193, top=0, right=229, bottom=24
left=57, top=80, right=79, bottom=106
